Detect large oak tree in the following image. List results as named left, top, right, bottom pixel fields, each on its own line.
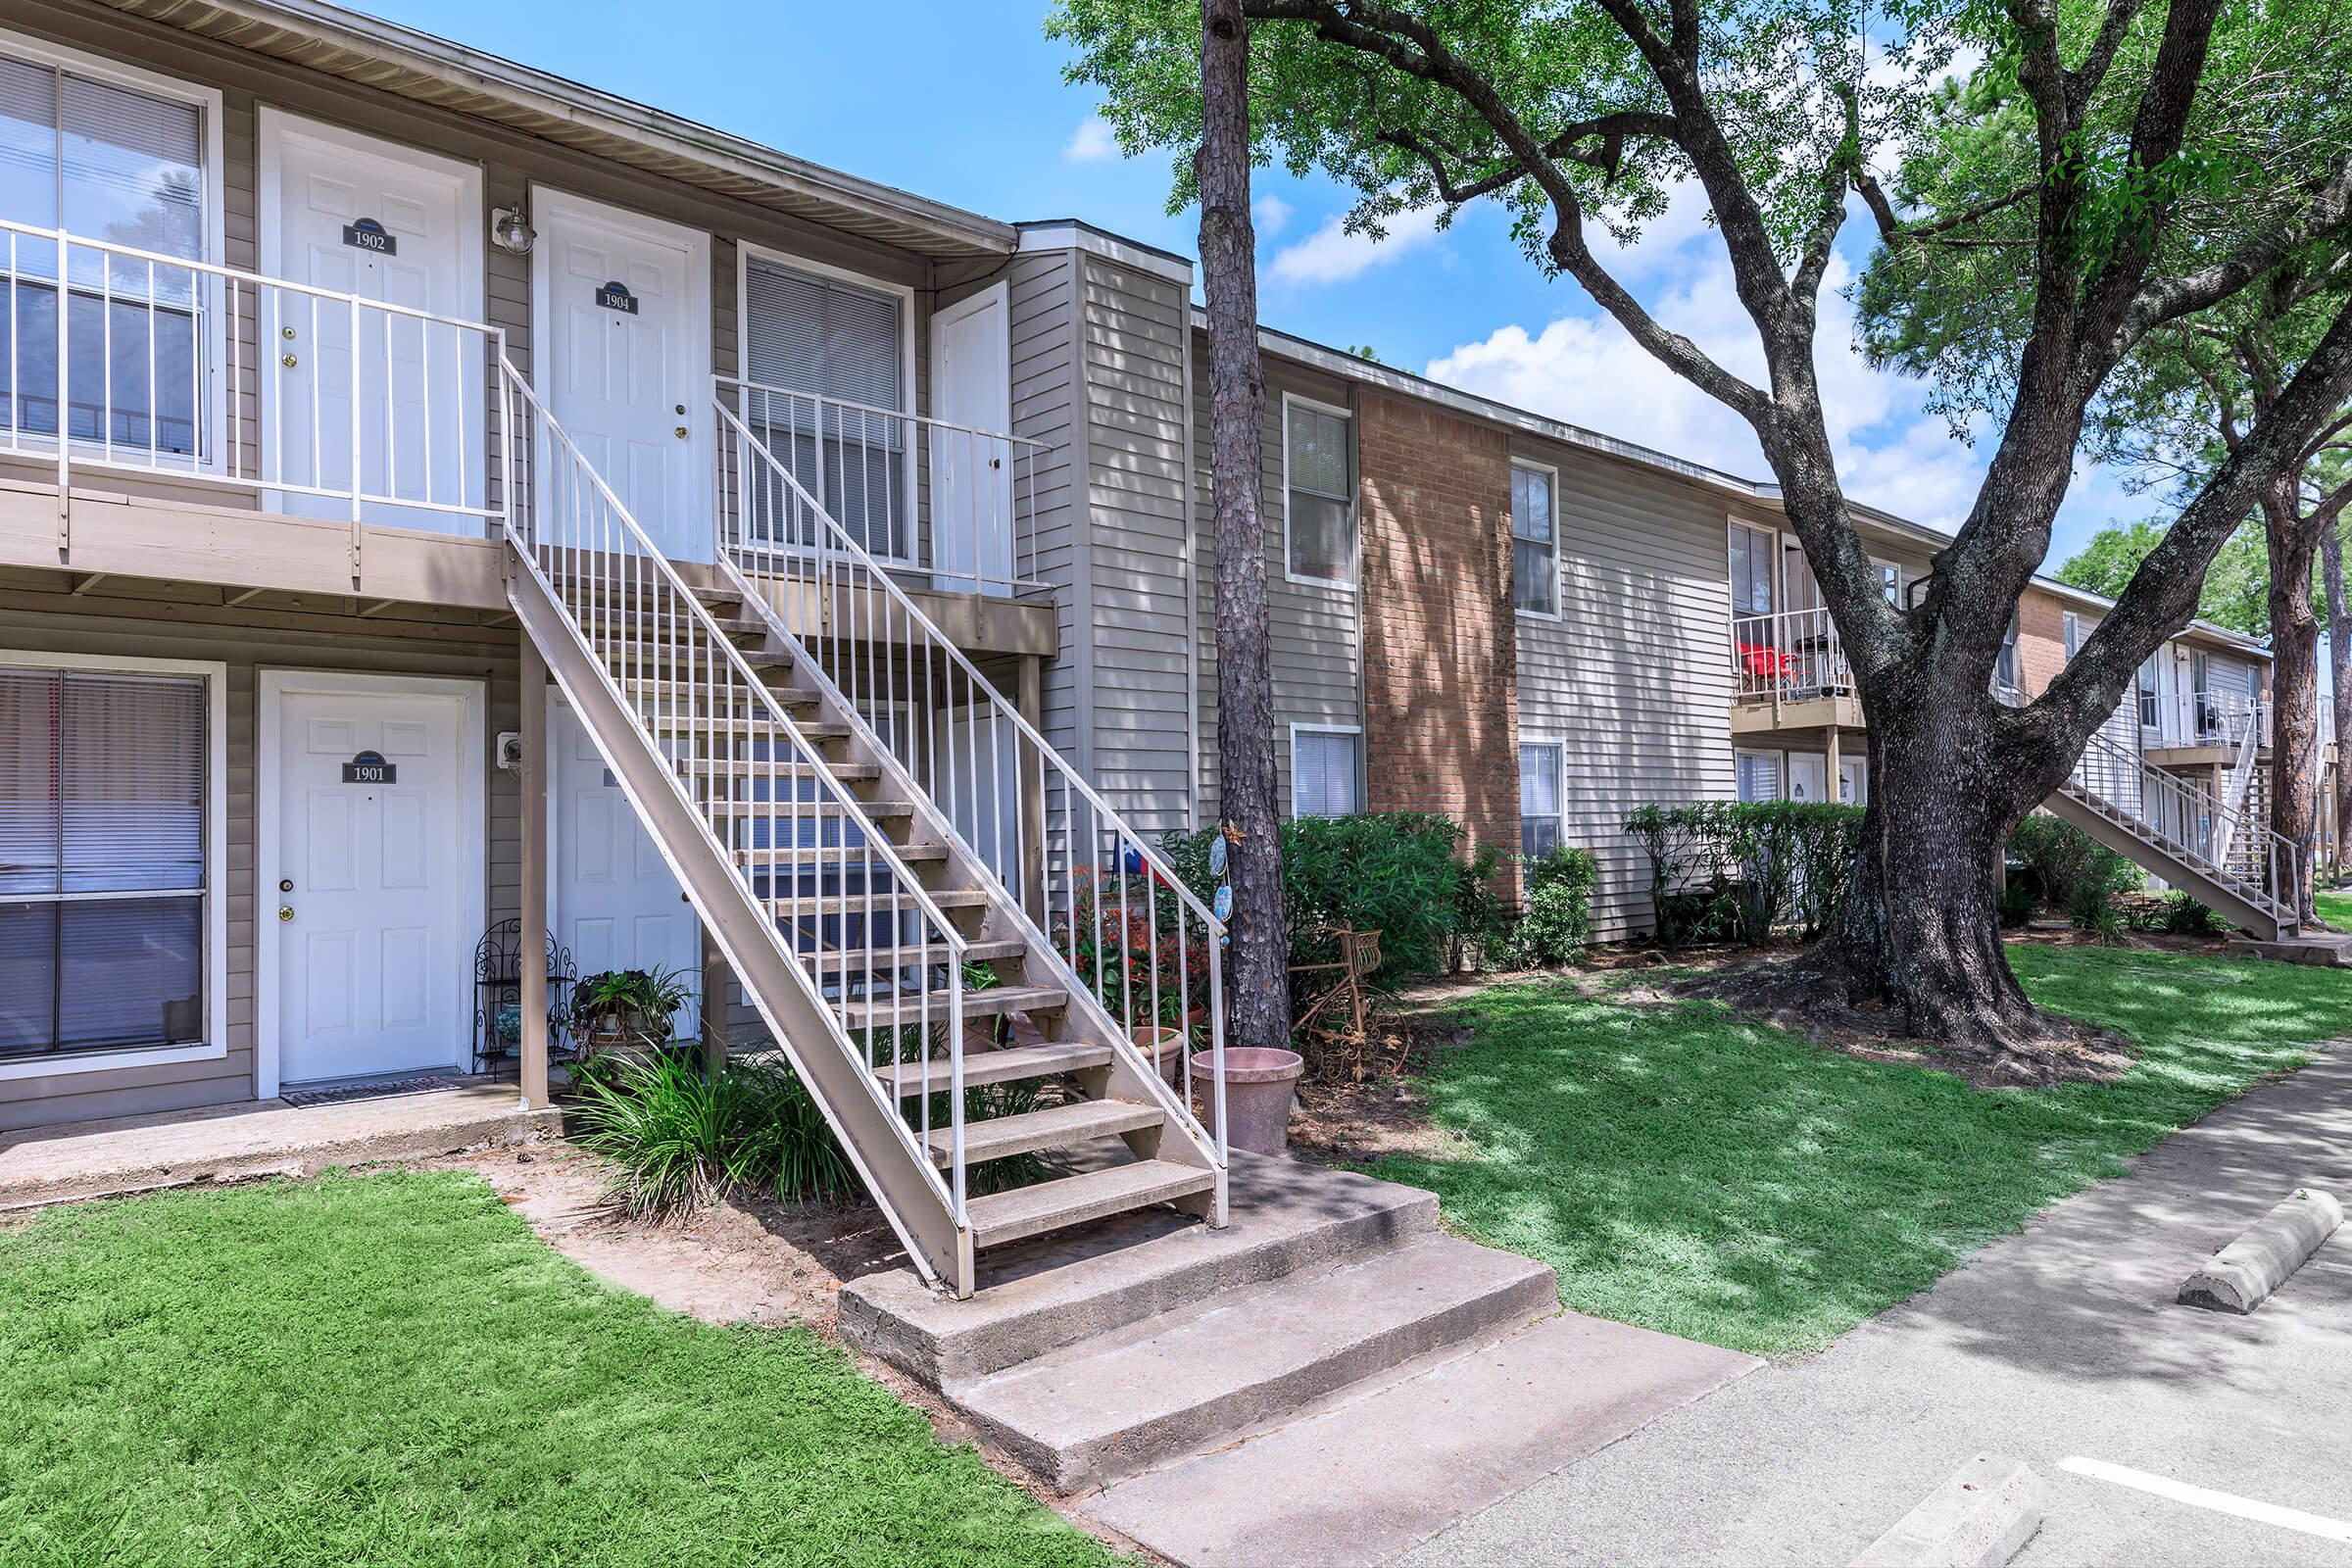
left=1053, top=0, right=2352, bottom=1050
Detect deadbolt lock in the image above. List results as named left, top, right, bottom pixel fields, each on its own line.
left=279, top=879, right=294, bottom=893
left=281, top=325, right=297, bottom=340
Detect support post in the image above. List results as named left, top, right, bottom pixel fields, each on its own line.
left=1824, top=725, right=1842, bottom=805
left=519, top=631, right=551, bottom=1110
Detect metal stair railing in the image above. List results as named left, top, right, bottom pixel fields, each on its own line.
left=711, top=387, right=1230, bottom=1166
left=2006, top=683, right=2299, bottom=933
left=497, top=360, right=977, bottom=1286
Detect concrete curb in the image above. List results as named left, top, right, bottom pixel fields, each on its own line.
left=2178, top=1186, right=2344, bottom=1314
left=1849, top=1453, right=2046, bottom=1568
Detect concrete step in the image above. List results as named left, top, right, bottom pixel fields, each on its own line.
left=951, top=1231, right=1559, bottom=1493
left=870, top=1041, right=1114, bottom=1101
left=966, top=1159, right=1217, bottom=1251
left=924, top=1099, right=1164, bottom=1167
left=842, top=1153, right=1440, bottom=1382
left=1080, top=1312, right=1762, bottom=1568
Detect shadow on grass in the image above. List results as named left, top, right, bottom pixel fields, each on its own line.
left=1369, top=945, right=2352, bottom=1360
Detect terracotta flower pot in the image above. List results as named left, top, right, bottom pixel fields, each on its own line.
left=1191, top=1047, right=1304, bottom=1156
left=1135, top=1025, right=1188, bottom=1090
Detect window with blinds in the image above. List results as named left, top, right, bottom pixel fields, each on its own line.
left=1519, top=742, right=1563, bottom=859
left=741, top=256, right=909, bottom=560
left=0, top=668, right=207, bottom=1058
left=1291, top=729, right=1359, bottom=818
left=1511, top=465, right=1557, bottom=616
left=0, top=49, right=209, bottom=458
left=1734, top=751, right=1782, bottom=804
left=1285, top=401, right=1354, bottom=584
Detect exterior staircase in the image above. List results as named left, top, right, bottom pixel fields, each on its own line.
left=2043, top=703, right=2302, bottom=941
left=496, top=364, right=1230, bottom=1298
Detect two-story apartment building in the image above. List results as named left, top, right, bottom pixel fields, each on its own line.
left=0, top=0, right=2311, bottom=1294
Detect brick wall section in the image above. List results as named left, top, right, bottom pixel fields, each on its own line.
left=1355, top=389, right=1522, bottom=899
left=2018, top=587, right=2069, bottom=698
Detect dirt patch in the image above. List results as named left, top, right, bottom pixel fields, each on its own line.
left=1287, top=1017, right=1476, bottom=1168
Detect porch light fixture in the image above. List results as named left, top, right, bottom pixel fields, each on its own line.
left=491, top=207, right=536, bottom=256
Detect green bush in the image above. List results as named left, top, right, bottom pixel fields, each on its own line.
left=1162, top=811, right=1503, bottom=984
left=1622, top=801, right=1865, bottom=947
left=1996, top=880, right=2040, bottom=928
left=2008, top=814, right=2141, bottom=928
left=2155, top=890, right=2229, bottom=935
left=1515, top=848, right=1598, bottom=966
left=569, top=1053, right=857, bottom=1218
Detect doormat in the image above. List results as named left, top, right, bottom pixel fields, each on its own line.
left=282, top=1075, right=464, bottom=1109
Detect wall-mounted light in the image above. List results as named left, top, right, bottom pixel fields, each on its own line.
left=491, top=207, right=537, bottom=256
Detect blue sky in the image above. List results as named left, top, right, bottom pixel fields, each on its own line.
left=365, top=0, right=2136, bottom=565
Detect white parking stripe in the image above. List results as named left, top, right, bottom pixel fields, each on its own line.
left=2059, top=1457, right=2352, bottom=1544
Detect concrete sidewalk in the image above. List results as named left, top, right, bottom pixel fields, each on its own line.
left=1404, top=1044, right=2352, bottom=1568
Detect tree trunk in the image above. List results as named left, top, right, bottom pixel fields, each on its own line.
left=2325, top=518, right=2351, bottom=895
left=2262, top=484, right=2322, bottom=926
left=1199, top=0, right=1293, bottom=1054
left=1817, top=678, right=2048, bottom=1047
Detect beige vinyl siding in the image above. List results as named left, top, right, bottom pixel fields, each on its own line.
left=1008, top=246, right=1086, bottom=769
left=0, top=579, right=518, bottom=1132
left=1192, top=335, right=1362, bottom=823
left=1513, top=440, right=1736, bottom=940
left=1079, top=253, right=1194, bottom=836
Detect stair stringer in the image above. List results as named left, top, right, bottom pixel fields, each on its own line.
left=506, top=547, right=974, bottom=1290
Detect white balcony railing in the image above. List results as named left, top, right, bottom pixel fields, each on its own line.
left=1731, top=607, right=1852, bottom=706
left=2140, top=692, right=2271, bottom=751
left=1, top=220, right=502, bottom=531
left=715, top=376, right=1047, bottom=599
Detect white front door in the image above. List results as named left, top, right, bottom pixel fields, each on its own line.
left=267, top=675, right=482, bottom=1088
left=1787, top=753, right=1829, bottom=804
left=1838, top=758, right=1867, bottom=805
left=549, top=695, right=701, bottom=1038
left=259, top=112, right=485, bottom=531
left=533, top=189, right=710, bottom=561
left=930, top=283, right=1014, bottom=595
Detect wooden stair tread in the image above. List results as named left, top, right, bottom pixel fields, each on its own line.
left=766, top=886, right=988, bottom=915
left=737, top=842, right=948, bottom=864
left=842, top=984, right=1066, bottom=1025
left=872, top=1041, right=1113, bottom=1097
left=685, top=759, right=880, bottom=779
left=924, top=1099, right=1164, bottom=1166
left=799, top=937, right=1023, bottom=965
left=965, top=1161, right=1217, bottom=1250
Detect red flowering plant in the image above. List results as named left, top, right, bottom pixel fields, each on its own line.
left=1056, top=862, right=1215, bottom=1040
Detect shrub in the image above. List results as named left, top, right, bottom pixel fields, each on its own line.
left=2007, top=814, right=2141, bottom=928
left=569, top=1053, right=857, bottom=1218
left=1162, top=811, right=1502, bottom=985
left=2158, top=891, right=2229, bottom=936
left=1996, top=880, right=2039, bottom=928
left=1622, top=800, right=1865, bottom=947
left=1515, top=847, right=1598, bottom=965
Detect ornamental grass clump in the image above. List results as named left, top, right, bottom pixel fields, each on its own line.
left=568, top=1053, right=858, bottom=1218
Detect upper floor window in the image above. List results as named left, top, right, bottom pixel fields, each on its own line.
left=1877, top=561, right=1904, bottom=605
left=1994, top=612, right=2020, bottom=691
left=2062, top=611, right=2082, bottom=662
left=1729, top=521, right=1774, bottom=615
left=741, top=253, right=909, bottom=559
left=1291, top=725, right=1359, bottom=817
left=1284, top=397, right=1354, bottom=585
left=1511, top=463, right=1558, bottom=617
left=0, top=44, right=216, bottom=458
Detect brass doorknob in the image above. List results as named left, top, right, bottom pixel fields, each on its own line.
left=278, top=905, right=295, bottom=922
left=673, top=425, right=690, bottom=439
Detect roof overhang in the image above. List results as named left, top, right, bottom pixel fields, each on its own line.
left=86, top=0, right=1018, bottom=261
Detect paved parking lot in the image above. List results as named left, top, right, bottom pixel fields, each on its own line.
left=1401, top=1046, right=2352, bottom=1567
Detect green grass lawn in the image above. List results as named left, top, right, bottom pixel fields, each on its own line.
left=2318, top=887, right=2352, bottom=929
left=1370, top=944, right=2352, bottom=1360
left=0, top=1172, right=1117, bottom=1568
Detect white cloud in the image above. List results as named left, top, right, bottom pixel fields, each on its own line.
left=1424, top=221, right=1986, bottom=529
left=1251, top=194, right=1294, bottom=237
left=1063, top=116, right=1117, bottom=163
left=1269, top=207, right=1442, bottom=286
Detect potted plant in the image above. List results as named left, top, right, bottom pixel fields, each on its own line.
left=568, top=967, right=693, bottom=1062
